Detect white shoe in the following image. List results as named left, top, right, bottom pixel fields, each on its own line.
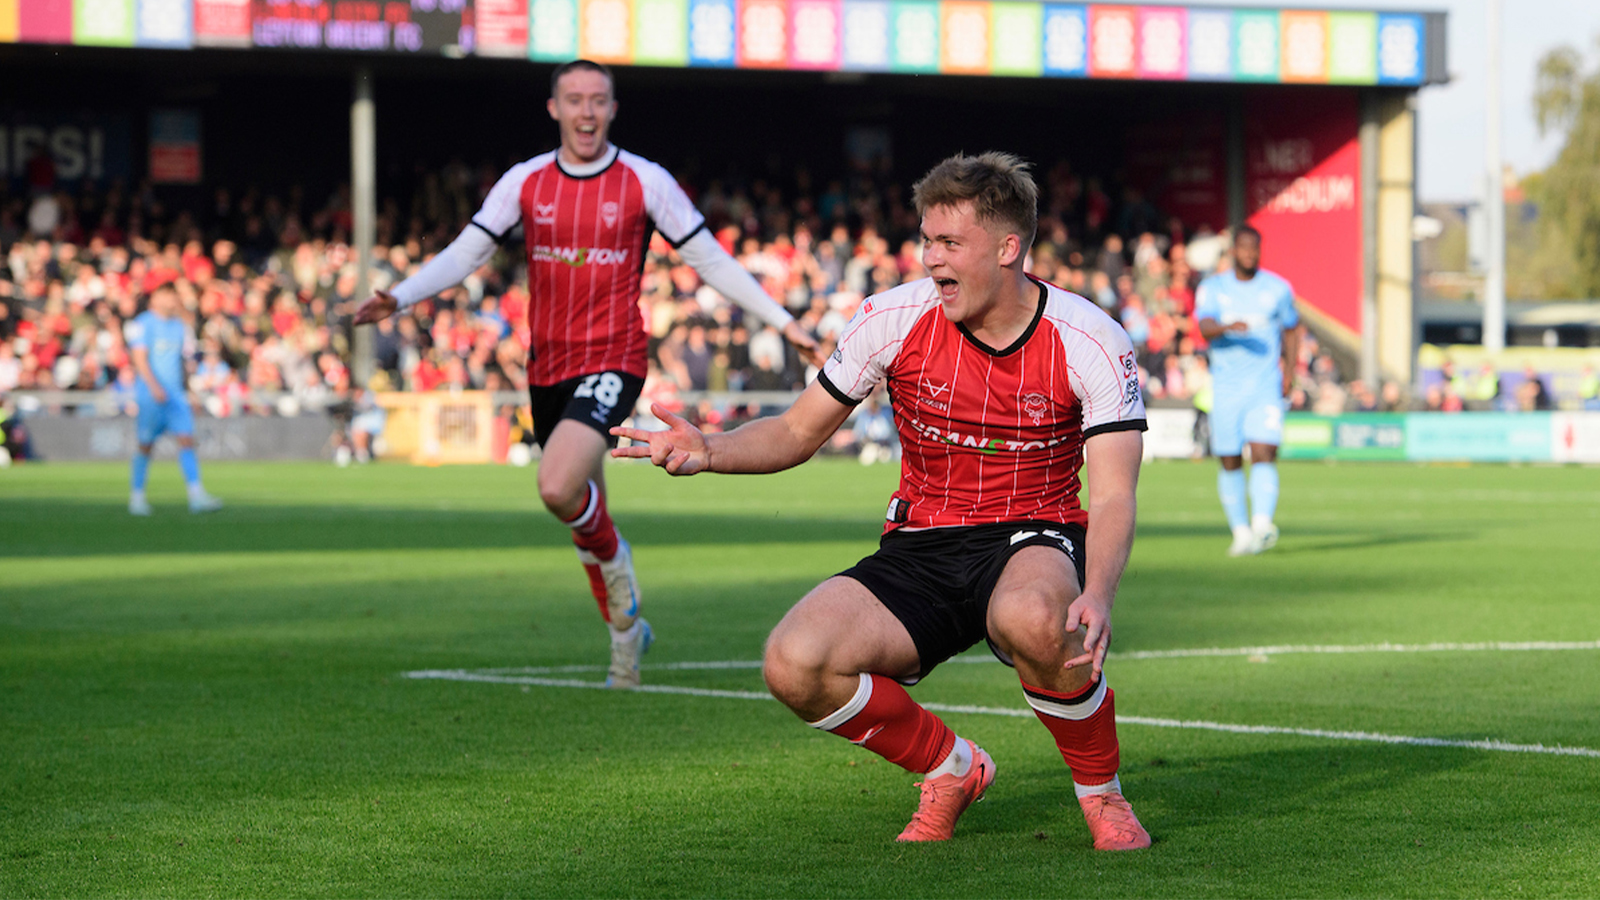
left=597, top=538, right=641, bottom=630
left=1227, top=527, right=1257, bottom=557
left=129, top=495, right=152, bottom=516
left=188, top=492, right=224, bottom=514
left=605, top=619, right=653, bottom=689
left=1252, top=521, right=1280, bottom=553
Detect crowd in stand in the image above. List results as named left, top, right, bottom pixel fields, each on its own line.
left=1, top=156, right=1397, bottom=439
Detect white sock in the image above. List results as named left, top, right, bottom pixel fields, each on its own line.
left=924, top=736, right=973, bottom=779
left=187, top=482, right=208, bottom=501
left=1074, top=775, right=1122, bottom=799
left=609, top=619, right=641, bottom=643
left=1252, top=514, right=1274, bottom=532
left=130, top=489, right=146, bottom=503
left=1232, top=525, right=1254, bottom=542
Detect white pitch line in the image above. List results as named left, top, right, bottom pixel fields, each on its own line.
left=457, top=639, right=1600, bottom=677
left=401, top=669, right=1600, bottom=759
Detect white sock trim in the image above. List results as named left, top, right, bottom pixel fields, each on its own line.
left=565, top=481, right=600, bottom=530
left=609, top=619, right=641, bottom=643
left=1024, top=677, right=1108, bottom=722
left=924, top=736, right=973, bottom=779
left=807, top=673, right=874, bottom=731
left=1074, top=775, right=1122, bottom=799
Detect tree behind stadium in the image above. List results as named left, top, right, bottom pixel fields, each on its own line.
left=1532, top=38, right=1600, bottom=299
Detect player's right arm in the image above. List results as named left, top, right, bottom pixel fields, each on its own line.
left=1195, top=280, right=1247, bottom=340
left=354, top=162, right=532, bottom=325
left=129, top=345, right=166, bottom=404
left=611, top=381, right=852, bottom=476
left=124, top=318, right=167, bottom=404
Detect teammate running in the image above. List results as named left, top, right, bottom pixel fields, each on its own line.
left=1195, top=225, right=1300, bottom=556
left=354, top=60, right=816, bottom=688
left=126, top=282, right=224, bottom=516
left=614, top=153, right=1152, bottom=850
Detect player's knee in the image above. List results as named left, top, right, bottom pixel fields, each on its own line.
left=536, top=472, right=585, bottom=514
left=990, top=588, right=1070, bottom=665
left=761, top=628, right=830, bottom=707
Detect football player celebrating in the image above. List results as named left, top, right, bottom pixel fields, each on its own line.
left=356, top=60, right=817, bottom=687
left=614, top=152, right=1151, bottom=850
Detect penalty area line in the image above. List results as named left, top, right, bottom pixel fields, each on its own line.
left=401, top=669, right=1600, bottom=759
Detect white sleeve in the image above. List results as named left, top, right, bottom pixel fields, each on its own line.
left=675, top=229, right=794, bottom=331
left=468, top=160, right=536, bottom=240
left=390, top=227, right=499, bottom=310
left=629, top=153, right=706, bottom=246
left=1066, top=309, right=1148, bottom=437
left=817, top=290, right=920, bottom=405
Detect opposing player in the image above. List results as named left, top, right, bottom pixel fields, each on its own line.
left=354, top=60, right=816, bottom=688
left=126, top=283, right=224, bottom=516
left=1195, top=225, right=1301, bottom=556
left=614, top=153, right=1152, bottom=850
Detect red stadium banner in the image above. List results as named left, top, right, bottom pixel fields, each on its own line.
left=938, top=0, right=988, bottom=74
left=737, top=0, right=787, bottom=67
left=19, top=0, right=73, bottom=42
left=1086, top=5, right=1135, bottom=77
left=788, top=0, right=840, bottom=69
left=193, top=0, right=250, bottom=45
left=475, top=0, right=526, bottom=56
left=1245, top=87, right=1361, bottom=334
left=1124, top=114, right=1227, bottom=232
left=578, top=0, right=631, bottom=62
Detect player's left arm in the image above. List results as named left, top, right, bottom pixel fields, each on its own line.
left=637, top=160, right=820, bottom=367
left=675, top=230, right=820, bottom=367
left=1278, top=281, right=1303, bottom=397
left=1064, top=428, right=1142, bottom=682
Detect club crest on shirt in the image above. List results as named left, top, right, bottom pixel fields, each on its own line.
left=920, top=379, right=951, bottom=412
left=1022, top=392, right=1049, bottom=426
left=601, top=201, right=619, bottom=228
left=534, top=203, right=557, bottom=225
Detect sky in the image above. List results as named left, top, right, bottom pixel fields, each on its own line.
left=1226, top=0, right=1600, bottom=202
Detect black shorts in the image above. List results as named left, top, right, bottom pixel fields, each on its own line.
left=528, top=371, right=646, bottom=449
left=838, top=521, right=1088, bottom=680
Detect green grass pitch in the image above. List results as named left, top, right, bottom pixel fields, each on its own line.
left=3, top=457, right=1599, bottom=898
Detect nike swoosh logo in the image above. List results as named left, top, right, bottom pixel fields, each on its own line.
left=851, top=725, right=884, bottom=746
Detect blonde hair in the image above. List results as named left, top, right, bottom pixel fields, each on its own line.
left=911, top=151, right=1039, bottom=249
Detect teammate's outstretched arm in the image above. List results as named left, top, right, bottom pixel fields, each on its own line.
left=675, top=229, right=821, bottom=367
left=611, top=379, right=852, bottom=475
left=1064, top=428, right=1142, bottom=682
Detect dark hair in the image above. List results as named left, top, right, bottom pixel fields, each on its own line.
left=550, top=59, right=614, bottom=97
left=911, top=152, right=1039, bottom=249
left=1234, top=224, right=1262, bottom=244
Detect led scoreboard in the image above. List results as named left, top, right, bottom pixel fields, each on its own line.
left=251, top=0, right=473, bottom=53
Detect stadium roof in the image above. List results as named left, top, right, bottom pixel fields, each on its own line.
left=2, top=0, right=1446, bottom=86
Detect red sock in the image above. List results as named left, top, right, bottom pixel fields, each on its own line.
left=581, top=562, right=609, bottom=623
left=810, top=674, right=956, bottom=774
left=563, top=480, right=619, bottom=561
left=1022, top=678, right=1121, bottom=786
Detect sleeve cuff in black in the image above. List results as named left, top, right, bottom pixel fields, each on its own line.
left=1082, top=418, right=1148, bottom=439
left=665, top=220, right=708, bottom=249
left=817, top=371, right=862, bottom=407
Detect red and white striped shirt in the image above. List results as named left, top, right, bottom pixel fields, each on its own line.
left=818, top=278, right=1146, bottom=533
left=471, top=145, right=704, bottom=385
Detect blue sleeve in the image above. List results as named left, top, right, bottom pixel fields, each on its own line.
left=1278, top=279, right=1300, bottom=328
left=125, top=314, right=148, bottom=352
left=1194, top=279, right=1219, bottom=320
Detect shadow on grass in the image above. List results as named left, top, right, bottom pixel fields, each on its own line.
left=976, top=740, right=1478, bottom=844
left=0, top=500, right=884, bottom=559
